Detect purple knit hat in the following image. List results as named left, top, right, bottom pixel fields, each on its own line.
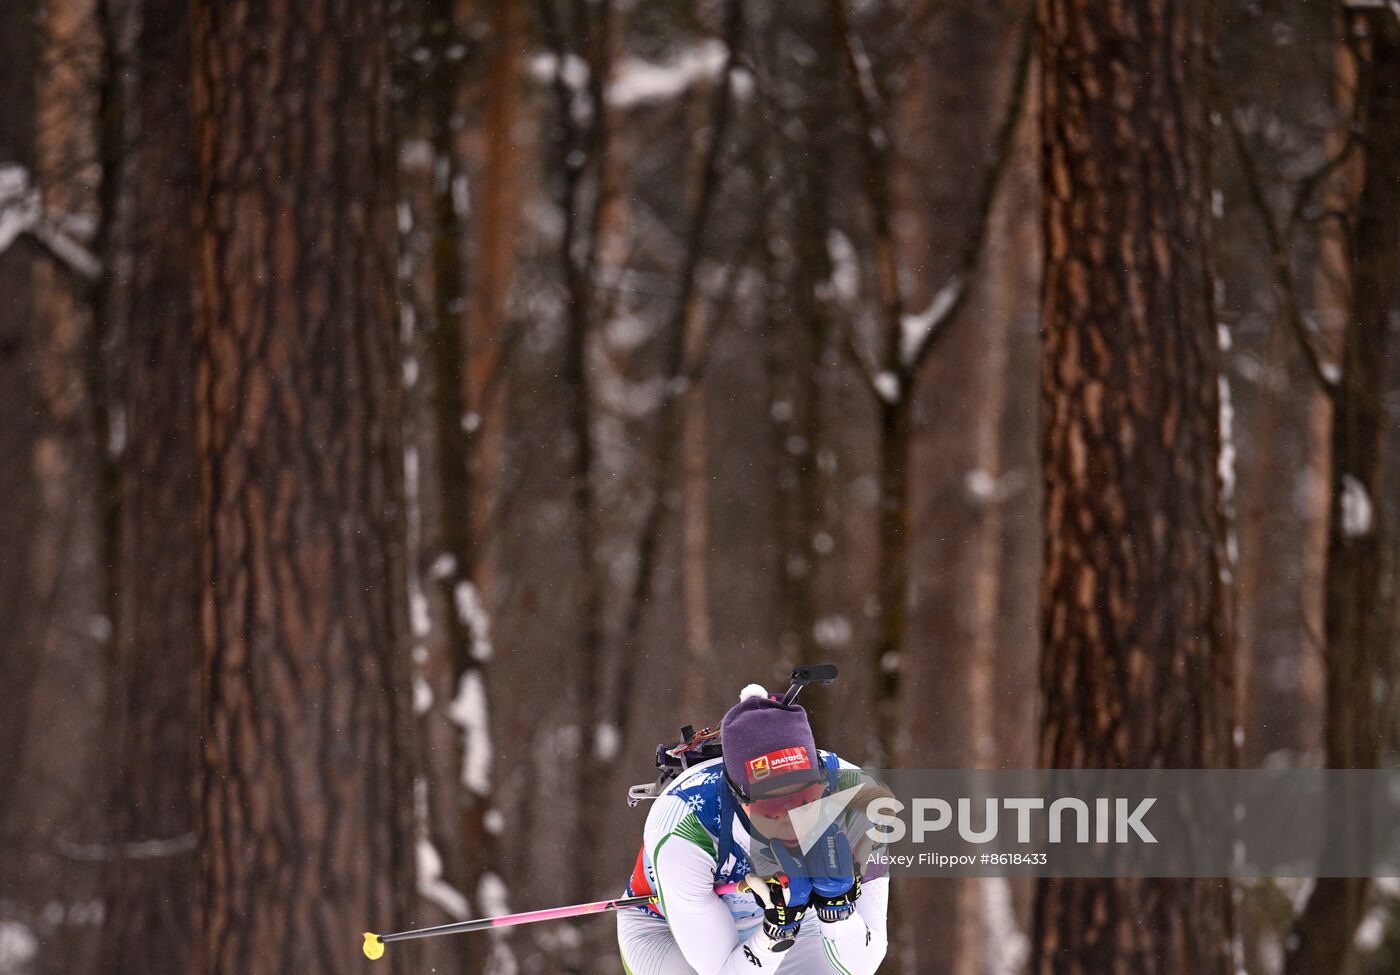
left=721, top=685, right=823, bottom=799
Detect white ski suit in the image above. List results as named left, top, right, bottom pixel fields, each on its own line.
left=617, top=756, right=889, bottom=974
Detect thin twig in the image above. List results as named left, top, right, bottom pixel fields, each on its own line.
left=905, top=10, right=1034, bottom=376
left=838, top=321, right=884, bottom=401
left=1287, top=133, right=1360, bottom=234
left=1217, top=82, right=1337, bottom=392
left=682, top=244, right=757, bottom=387
left=829, top=0, right=904, bottom=375
left=827, top=3, right=1033, bottom=394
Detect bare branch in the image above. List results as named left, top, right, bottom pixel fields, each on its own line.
left=27, top=220, right=101, bottom=283
left=1218, top=87, right=1338, bottom=392
left=837, top=316, right=885, bottom=401
left=1287, top=133, right=1360, bottom=234
left=905, top=11, right=1034, bottom=376
left=828, top=5, right=1033, bottom=392
left=829, top=0, right=904, bottom=377
left=900, top=275, right=965, bottom=372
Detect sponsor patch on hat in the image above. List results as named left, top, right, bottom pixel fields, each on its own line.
left=746, top=746, right=812, bottom=782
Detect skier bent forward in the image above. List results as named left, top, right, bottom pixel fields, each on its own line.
left=617, top=687, right=889, bottom=973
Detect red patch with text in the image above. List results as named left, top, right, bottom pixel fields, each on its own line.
left=746, top=747, right=812, bottom=782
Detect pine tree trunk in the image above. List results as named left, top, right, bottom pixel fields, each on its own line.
left=1034, top=0, right=1235, bottom=971
left=680, top=295, right=714, bottom=719
left=469, top=0, right=520, bottom=426
left=873, top=398, right=912, bottom=769
left=100, top=0, right=197, bottom=969
left=1284, top=11, right=1400, bottom=974
left=190, top=1, right=417, bottom=970
left=465, top=0, right=521, bottom=723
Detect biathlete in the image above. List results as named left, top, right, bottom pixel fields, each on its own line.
left=617, top=686, right=889, bottom=973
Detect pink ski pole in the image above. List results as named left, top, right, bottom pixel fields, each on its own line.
left=362, top=881, right=749, bottom=959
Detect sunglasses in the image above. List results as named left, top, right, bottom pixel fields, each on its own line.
left=743, top=780, right=826, bottom=819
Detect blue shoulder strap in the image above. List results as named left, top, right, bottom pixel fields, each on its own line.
left=717, top=777, right=739, bottom=873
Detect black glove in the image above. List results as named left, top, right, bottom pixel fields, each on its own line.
left=810, top=872, right=860, bottom=922
left=746, top=874, right=810, bottom=951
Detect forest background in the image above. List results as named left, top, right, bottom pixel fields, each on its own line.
left=1, top=1, right=1398, bottom=974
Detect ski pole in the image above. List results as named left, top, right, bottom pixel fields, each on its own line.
left=362, top=881, right=750, bottom=959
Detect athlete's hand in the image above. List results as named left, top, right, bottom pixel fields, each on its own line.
left=746, top=874, right=810, bottom=951
left=805, top=828, right=860, bottom=922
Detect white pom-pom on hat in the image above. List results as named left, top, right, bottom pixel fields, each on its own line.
left=738, top=683, right=769, bottom=702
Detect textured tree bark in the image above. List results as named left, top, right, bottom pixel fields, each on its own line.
left=99, top=0, right=197, bottom=970
left=1034, top=0, right=1235, bottom=972
left=1284, top=11, right=1400, bottom=975
left=190, top=0, right=417, bottom=971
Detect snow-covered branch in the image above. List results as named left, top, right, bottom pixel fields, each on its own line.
left=845, top=32, right=889, bottom=150
left=528, top=51, right=591, bottom=92
left=531, top=41, right=752, bottom=112
left=965, top=466, right=1031, bottom=506
left=0, top=164, right=101, bottom=283
left=904, top=14, right=1033, bottom=378
left=900, top=274, right=964, bottom=370
left=0, top=166, right=33, bottom=252
left=821, top=230, right=889, bottom=402
left=828, top=7, right=1034, bottom=400
left=610, top=40, right=747, bottom=110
